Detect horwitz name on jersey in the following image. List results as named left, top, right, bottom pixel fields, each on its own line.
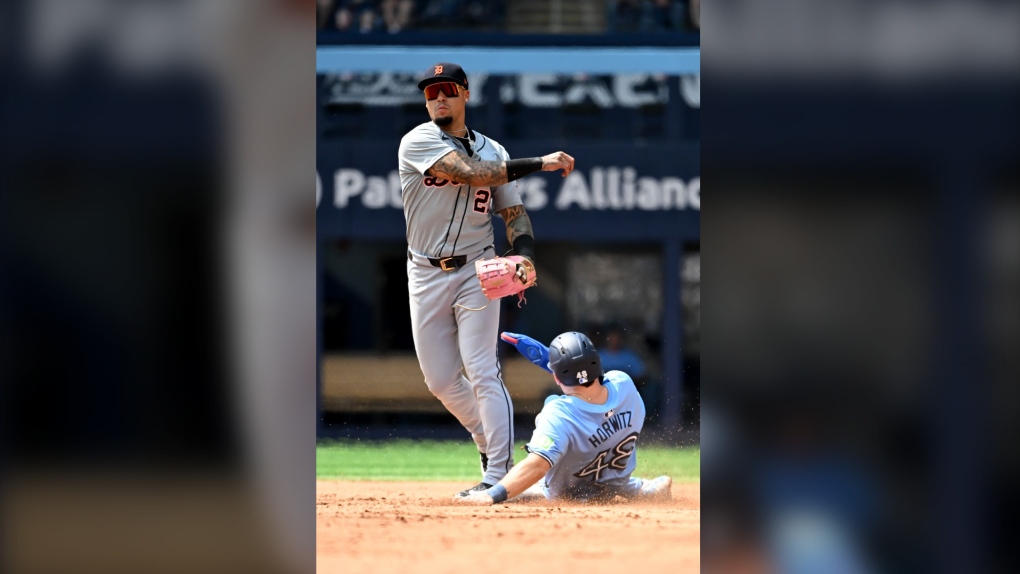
left=588, top=410, right=633, bottom=448
left=320, top=167, right=699, bottom=211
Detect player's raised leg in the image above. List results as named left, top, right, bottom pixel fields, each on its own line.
left=407, top=261, right=485, bottom=449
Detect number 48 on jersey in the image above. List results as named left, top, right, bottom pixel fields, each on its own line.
left=573, top=432, right=639, bottom=482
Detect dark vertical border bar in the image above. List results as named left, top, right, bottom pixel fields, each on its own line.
left=935, top=159, right=986, bottom=573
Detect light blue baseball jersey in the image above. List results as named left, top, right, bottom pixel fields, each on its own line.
left=524, top=370, right=647, bottom=501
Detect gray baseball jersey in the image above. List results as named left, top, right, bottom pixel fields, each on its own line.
left=398, top=122, right=522, bottom=258
left=398, top=121, right=521, bottom=485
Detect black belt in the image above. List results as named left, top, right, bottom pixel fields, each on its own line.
left=428, top=255, right=467, bottom=271
left=408, top=249, right=469, bottom=271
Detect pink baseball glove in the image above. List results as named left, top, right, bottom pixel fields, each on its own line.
left=475, top=256, right=537, bottom=302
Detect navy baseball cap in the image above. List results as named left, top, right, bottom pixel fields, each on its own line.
left=418, top=62, right=469, bottom=91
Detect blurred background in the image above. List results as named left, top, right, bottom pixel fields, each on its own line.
left=701, top=1, right=1020, bottom=573
left=315, top=0, right=701, bottom=445
left=2, top=2, right=314, bottom=573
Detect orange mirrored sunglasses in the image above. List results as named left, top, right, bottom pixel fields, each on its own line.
left=424, top=82, right=461, bottom=100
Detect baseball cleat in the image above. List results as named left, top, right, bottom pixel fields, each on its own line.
left=456, top=482, right=493, bottom=497
left=638, top=476, right=673, bottom=501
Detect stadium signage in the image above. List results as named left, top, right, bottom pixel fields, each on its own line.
left=321, top=73, right=700, bottom=109
left=318, top=167, right=699, bottom=212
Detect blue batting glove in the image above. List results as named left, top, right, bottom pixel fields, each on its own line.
left=500, top=332, right=552, bottom=373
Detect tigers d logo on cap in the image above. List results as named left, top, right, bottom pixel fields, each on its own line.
left=418, top=62, right=469, bottom=91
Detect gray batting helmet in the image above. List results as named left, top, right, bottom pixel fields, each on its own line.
left=548, top=332, right=602, bottom=387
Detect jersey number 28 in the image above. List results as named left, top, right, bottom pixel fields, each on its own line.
left=573, top=432, right=639, bottom=482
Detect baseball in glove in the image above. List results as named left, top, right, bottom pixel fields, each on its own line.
left=475, top=256, right=537, bottom=305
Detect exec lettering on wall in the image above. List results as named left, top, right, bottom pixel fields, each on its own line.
left=320, top=168, right=699, bottom=212
left=321, top=73, right=700, bottom=109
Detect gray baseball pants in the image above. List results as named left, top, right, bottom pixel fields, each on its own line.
left=407, top=246, right=515, bottom=484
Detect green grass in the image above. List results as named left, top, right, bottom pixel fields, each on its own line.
left=316, top=439, right=699, bottom=483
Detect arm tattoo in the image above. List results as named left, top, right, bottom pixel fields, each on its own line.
left=499, top=205, right=534, bottom=246
left=428, top=151, right=508, bottom=186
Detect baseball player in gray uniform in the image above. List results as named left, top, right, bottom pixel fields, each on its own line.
left=398, top=62, right=575, bottom=496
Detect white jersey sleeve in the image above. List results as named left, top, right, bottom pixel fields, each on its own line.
left=398, top=124, right=457, bottom=176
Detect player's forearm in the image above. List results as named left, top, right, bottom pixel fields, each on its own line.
left=458, top=160, right=508, bottom=187
left=430, top=152, right=508, bottom=186
left=439, top=160, right=542, bottom=187
left=429, top=152, right=548, bottom=187
left=500, top=205, right=535, bottom=261
left=495, top=453, right=551, bottom=500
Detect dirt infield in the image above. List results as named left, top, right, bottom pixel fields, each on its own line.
left=317, top=480, right=699, bottom=574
